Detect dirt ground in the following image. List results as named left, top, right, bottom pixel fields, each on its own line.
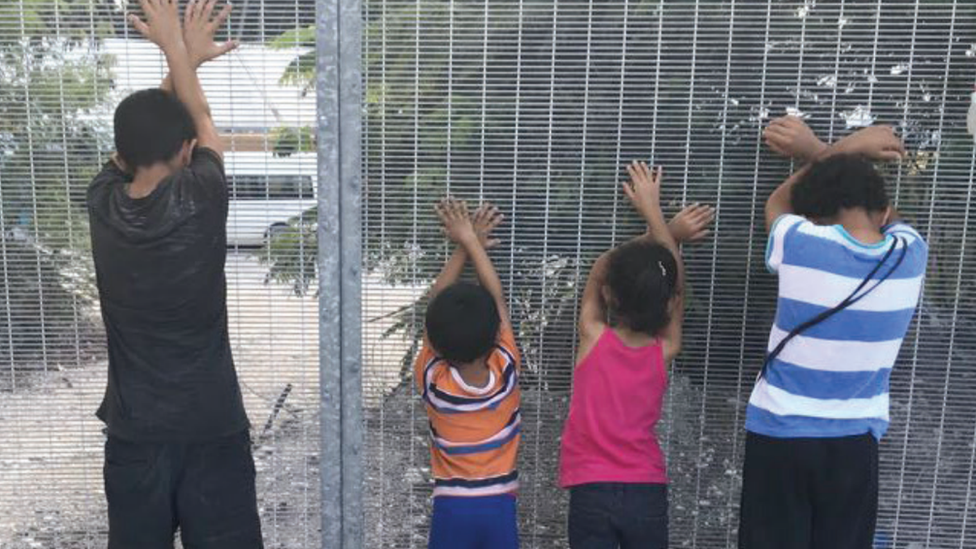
left=0, top=254, right=418, bottom=548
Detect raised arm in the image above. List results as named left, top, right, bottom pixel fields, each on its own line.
left=429, top=248, right=468, bottom=300
left=625, top=163, right=677, bottom=255
left=762, top=116, right=825, bottom=230
left=130, top=0, right=224, bottom=156
left=579, top=203, right=712, bottom=338
left=160, top=1, right=238, bottom=96
left=623, top=162, right=685, bottom=361
left=436, top=199, right=511, bottom=331
left=430, top=201, right=504, bottom=299
left=764, top=167, right=810, bottom=231
left=668, top=203, right=715, bottom=244
left=764, top=117, right=905, bottom=230
left=577, top=250, right=611, bottom=342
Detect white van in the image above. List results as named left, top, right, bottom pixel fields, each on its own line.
left=223, top=152, right=317, bottom=247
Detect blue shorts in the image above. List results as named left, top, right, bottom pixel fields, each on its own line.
left=429, top=494, right=519, bottom=549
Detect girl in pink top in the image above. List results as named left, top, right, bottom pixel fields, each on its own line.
left=560, top=162, right=714, bottom=549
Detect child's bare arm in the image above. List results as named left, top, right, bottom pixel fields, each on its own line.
left=429, top=247, right=468, bottom=300
left=464, top=236, right=511, bottom=331
left=624, top=162, right=675, bottom=254
left=160, top=0, right=238, bottom=93
left=826, top=125, right=905, bottom=161
left=429, top=202, right=503, bottom=299
left=764, top=120, right=905, bottom=231
left=668, top=203, right=715, bottom=243
left=578, top=250, right=611, bottom=341
left=436, top=200, right=510, bottom=329
left=762, top=116, right=821, bottom=229
left=764, top=116, right=827, bottom=162
left=130, top=0, right=222, bottom=156
left=765, top=167, right=809, bottom=232
left=624, top=162, right=685, bottom=360
left=578, top=202, right=712, bottom=349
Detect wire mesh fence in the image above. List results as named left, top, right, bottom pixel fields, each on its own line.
left=360, top=0, right=976, bottom=548
left=0, top=0, right=320, bottom=547
left=1, top=0, right=976, bottom=548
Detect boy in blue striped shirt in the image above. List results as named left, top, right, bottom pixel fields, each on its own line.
left=739, top=117, right=928, bottom=549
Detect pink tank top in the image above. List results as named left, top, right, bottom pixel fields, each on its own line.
left=559, top=328, right=668, bottom=488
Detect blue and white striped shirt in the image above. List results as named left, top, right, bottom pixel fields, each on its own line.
left=746, top=214, right=928, bottom=440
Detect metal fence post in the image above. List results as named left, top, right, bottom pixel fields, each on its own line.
left=317, top=0, right=363, bottom=543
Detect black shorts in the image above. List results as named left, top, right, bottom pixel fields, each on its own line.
left=104, top=430, right=263, bottom=549
left=738, top=432, right=878, bottom=549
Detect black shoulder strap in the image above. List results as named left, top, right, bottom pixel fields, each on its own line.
left=760, top=235, right=908, bottom=380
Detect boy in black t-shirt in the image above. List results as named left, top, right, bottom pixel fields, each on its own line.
left=87, top=1, right=262, bottom=547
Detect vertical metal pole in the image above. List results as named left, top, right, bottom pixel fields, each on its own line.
left=317, top=0, right=363, bottom=542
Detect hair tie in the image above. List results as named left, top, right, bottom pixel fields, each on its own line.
left=658, top=261, right=667, bottom=277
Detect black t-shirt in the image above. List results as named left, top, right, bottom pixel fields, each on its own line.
left=87, top=148, right=248, bottom=441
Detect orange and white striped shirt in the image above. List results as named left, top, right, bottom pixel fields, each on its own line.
left=415, top=326, right=521, bottom=497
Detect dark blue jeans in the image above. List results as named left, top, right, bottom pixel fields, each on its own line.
left=568, top=483, right=668, bottom=549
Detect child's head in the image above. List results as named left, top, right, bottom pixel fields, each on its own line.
left=791, top=153, right=891, bottom=225
left=114, top=89, right=197, bottom=173
left=426, top=282, right=501, bottom=364
left=604, top=240, right=679, bottom=336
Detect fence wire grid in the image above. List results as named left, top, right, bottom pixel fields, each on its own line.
left=0, top=0, right=975, bottom=548
left=1, top=0, right=320, bottom=547
left=360, top=0, right=976, bottom=548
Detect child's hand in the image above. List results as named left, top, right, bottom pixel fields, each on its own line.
left=129, top=0, right=184, bottom=51
left=623, top=161, right=663, bottom=220
left=764, top=116, right=827, bottom=161
left=183, top=0, right=239, bottom=68
left=436, top=198, right=478, bottom=246
left=472, top=202, right=504, bottom=249
left=831, top=125, right=905, bottom=162
left=669, top=203, right=715, bottom=243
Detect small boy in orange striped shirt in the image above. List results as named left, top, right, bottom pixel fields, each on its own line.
left=415, top=198, right=521, bottom=549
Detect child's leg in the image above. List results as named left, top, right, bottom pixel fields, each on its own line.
left=810, top=434, right=878, bottom=549
left=616, top=484, right=668, bottom=549
left=738, top=433, right=814, bottom=549
left=568, top=484, right=618, bottom=549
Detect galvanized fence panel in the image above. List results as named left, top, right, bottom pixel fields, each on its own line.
left=360, top=1, right=976, bottom=548
left=0, top=1, right=321, bottom=547
left=3, top=1, right=976, bottom=548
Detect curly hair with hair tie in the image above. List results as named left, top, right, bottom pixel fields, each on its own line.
left=604, top=239, right=679, bottom=336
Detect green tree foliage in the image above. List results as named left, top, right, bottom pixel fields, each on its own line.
left=0, top=0, right=112, bottom=366
left=261, top=0, right=976, bottom=387
left=266, top=25, right=316, bottom=154
left=1, top=0, right=112, bottom=247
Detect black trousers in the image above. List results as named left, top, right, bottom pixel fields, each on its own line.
left=104, top=430, right=263, bottom=549
left=738, top=432, right=878, bottom=549
left=568, top=483, right=668, bottom=549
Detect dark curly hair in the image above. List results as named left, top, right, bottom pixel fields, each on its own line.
left=791, top=153, right=890, bottom=220
left=425, top=282, right=501, bottom=363
left=606, top=240, right=679, bottom=336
